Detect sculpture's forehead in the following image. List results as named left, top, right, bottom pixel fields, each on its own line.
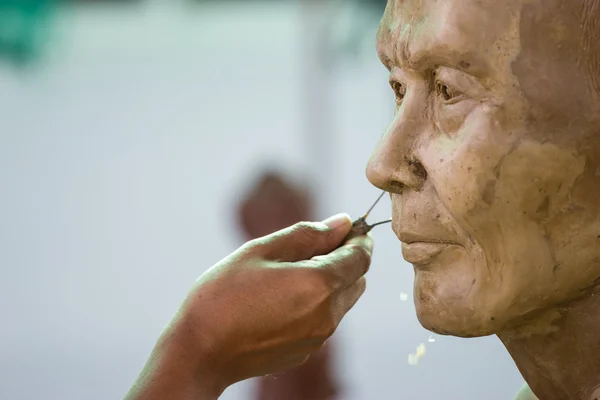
left=378, top=0, right=524, bottom=67
left=382, top=0, right=521, bottom=23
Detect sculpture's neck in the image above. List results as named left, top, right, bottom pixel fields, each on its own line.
left=498, top=285, right=600, bottom=400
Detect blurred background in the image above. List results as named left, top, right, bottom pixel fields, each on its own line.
left=0, top=1, right=526, bottom=399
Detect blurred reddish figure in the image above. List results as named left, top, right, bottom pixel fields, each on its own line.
left=237, top=170, right=340, bottom=400
left=238, top=171, right=313, bottom=239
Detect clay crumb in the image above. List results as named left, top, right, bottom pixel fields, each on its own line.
left=408, top=343, right=426, bottom=366
left=400, top=292, right=409, bottom=301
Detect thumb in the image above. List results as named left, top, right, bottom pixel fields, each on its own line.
left=258, top=213, right=352, bottom=262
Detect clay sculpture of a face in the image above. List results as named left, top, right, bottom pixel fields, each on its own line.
left=366, top=0, right=600, bottom=338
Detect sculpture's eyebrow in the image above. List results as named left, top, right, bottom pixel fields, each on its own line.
left=377, top=41, right=490, bottom=78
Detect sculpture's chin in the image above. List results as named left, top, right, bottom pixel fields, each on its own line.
left=414, top=301, right=502, bottom=338
left=411, top=254, right=505, bottom=338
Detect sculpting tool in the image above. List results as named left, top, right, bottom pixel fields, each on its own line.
left=344, top=191, right=392, bottom=241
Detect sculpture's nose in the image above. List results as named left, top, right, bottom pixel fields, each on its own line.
left=366, top=97, right=428, bottom=194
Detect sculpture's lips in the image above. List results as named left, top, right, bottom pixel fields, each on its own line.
left=398, top=232, right=458, bottom=265
left=401, top=242, right=452, bottom=265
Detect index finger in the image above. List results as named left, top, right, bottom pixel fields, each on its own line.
left=307, top=234, right=374, bottom=290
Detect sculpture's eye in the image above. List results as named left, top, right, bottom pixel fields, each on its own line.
left=390, top=80, right=406, bottom=103
left=436, top=81, right=459, bottom=102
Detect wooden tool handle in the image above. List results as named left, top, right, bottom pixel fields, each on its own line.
left=343, top=218, right=373, bottom=242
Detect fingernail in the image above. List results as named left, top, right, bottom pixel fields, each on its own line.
left=321, top=213, right=351, bottom=230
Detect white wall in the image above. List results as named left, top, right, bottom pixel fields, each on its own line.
left=0, top=2, right=525, bottom=399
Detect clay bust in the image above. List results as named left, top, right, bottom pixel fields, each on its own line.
left=365, top=0, right=600, bottom=399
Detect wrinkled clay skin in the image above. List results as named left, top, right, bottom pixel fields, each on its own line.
left=366, top=0, right=600, bottom=398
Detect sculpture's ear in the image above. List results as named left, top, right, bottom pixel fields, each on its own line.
left=514, top=384, right=538, bottom=400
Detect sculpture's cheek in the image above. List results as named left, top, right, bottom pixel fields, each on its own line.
left=493, top=140, right=586, bottom=223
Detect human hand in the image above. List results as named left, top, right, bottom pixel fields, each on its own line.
left=180, top=213, right=372, bottom=396
left=124, top=214, right=372, bottom=400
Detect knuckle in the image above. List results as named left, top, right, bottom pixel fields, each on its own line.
left=295, top=221, right=314, bottom=230
left=239, top=238, right=265, bottom=256
left=321, top=321, right=337, bottom=339
left=296, top=267, right=333, bottom=299
left=313, top=272, right=335, bottom=298
left=356, top=276, right=367, bottom=292
left=326, top=322, right=337, bottom=337
left=356, top=278, right=368, bottom=298
left=293, top=221, right=324, bottom=241
left=295, top=221, right=318, bottom=233
left=312, top=320, right=336, bottom=341
left=319, top=311, right=340, bottom=339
